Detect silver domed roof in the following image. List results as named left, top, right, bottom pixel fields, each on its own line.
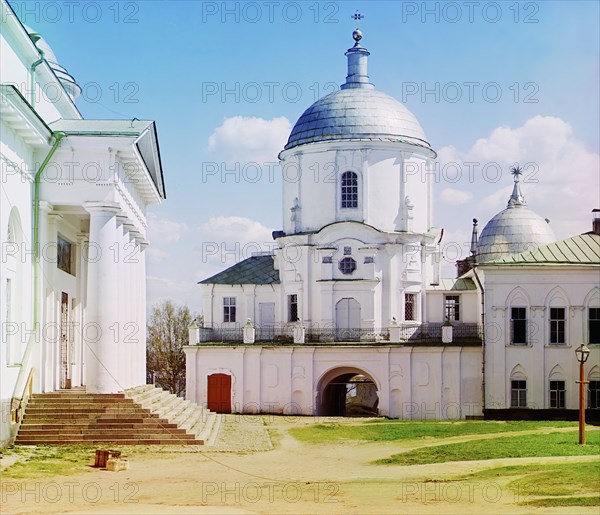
left=284, top=89, right=430, bottom=151
left=477, top=170, right=555, bottom=262
left=283, top=32, right=430, bottom=152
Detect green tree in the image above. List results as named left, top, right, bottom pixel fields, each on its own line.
left=146, top=300, right=194, bottom=396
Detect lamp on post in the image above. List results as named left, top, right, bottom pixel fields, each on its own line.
left=575, top=343, right=590, bottom=445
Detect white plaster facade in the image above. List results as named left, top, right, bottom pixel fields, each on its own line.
left=0, top=1, right=165, bottom=445
left=188, top=31, right=485, bottom=420
left=478, top=260, right=600, bottom=412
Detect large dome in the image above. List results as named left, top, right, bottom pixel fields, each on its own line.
left=284, top=88, right=430, bottom=151
left=477, top=173, right=555, bottom=262
left=283, top=31, right=430, bottom=152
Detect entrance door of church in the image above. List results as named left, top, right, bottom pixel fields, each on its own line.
left=335, top=298, right=361, bottom=341
left=60, top=292, right=71, bottom=389
left=258, top=302, right=275, bottom=340
left=207, top=373, right=232, bottom=413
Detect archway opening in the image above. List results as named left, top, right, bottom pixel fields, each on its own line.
left=319, top=370, right=378, bottom=417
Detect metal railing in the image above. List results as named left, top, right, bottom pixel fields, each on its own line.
left=196, top=323, right=482, bottom=344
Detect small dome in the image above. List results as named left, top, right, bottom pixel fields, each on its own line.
left=477, top=171, right=555, bottom=262
left=24, top=25, right=81, bottom=101
left=284, top=88, right=430, bottom=151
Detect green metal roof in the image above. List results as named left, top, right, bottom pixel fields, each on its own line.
left=428, top=278, right=477, bottom=291
left=199, top=255, right=280, bottom=285
left=485, top=233, right=600, bottom=265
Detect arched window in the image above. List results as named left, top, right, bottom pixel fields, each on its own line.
left=341, top=171, right=358, bottom=209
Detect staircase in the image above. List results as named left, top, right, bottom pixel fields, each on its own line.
left=124, top=385, right=220, bottom=444
left=15, top=388, right=207, bottom=445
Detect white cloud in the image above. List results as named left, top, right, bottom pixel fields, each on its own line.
left=207, top=116, right=292, bottom=164
left=439, top=187, right=472, bottom=206
left=195, top=215, right=275, bottom=272
left=147, top=213, right=188, bottom=244
left=437, top=115, right=600, bottom=240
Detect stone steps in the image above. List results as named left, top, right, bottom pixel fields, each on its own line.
left=124, top=386, right=218, bottom=445
left=15, top=389, right=205, bottom=445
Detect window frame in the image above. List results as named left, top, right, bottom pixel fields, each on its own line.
left=549, top=307, right=566, bottom=344
left=589, top=380, right=600, bottom=409
left=340, top=171, right=358, bottom=210
left=57, top=234, right=75, bottom=276
left=589, top=307, right=600, bottom=345
left=511, top=379, right=527, bottom=408
left=288, top=294, right=298, bottom=323
left=510, top=307, right=527, bottom=345
left=405, top=293, right=417, bottom=322
left=549, top=380, right=566, bottom=409
left=444, top=295, right=460, bottom=321
left=223, top=297, right=236, bottom=323
left=339, top=257, right=357, bottom=275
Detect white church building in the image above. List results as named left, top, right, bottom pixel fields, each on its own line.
left=0, top=0, right=165, bottom=445
left=185, top=29, right=599, bottom=420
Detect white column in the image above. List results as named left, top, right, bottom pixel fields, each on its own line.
left=137, top=241, right=148, bottom=386
left=44, top=208, right=62, bottom=392
left=84, top=202, right=121, bottom=393
left=76, top=233, right=89, bottom=387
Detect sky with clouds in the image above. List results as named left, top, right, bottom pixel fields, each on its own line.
left=13, top=0, right=599, bottom=314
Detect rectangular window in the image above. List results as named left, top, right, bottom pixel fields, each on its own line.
left=223, top=297, right=236, bottom=323
left=511, top=307, right=527, bottom=345
left=57, top=235, right=74, bottom=275
left=363, top=256, right=374, bottom=264
left=589, top=308, right=600, bottom=344
left=288, top=294, right=298, bottom=322
left=549, top=308, right=565, bottom=344
left=445, top=295, right=460, bottom=321
left=511, top=380, right=527, bottom=407
left=322, top=256, right=333, bottom=264
left=405, top=293, right=416, bottom=321
left=589, top=380, right=600, bottom=409
left=549, top=380, right=565, bottom=408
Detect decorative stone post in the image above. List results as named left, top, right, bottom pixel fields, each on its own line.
left=243, top=318, right=255, bottom=344
left=389, top=317, right=401, bottom=343
left=189, top=321, right=199, bottom=346
left=442, top=318, right=453, bottom=344
left=293, top=320, right=306, bottom=344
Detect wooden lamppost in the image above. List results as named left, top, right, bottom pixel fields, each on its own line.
left=575, top=343, right=590, bottom=445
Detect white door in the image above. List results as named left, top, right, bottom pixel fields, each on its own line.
left=259, top=302, right=276, bottom=340
left=335, top=298, right=361, bottom=340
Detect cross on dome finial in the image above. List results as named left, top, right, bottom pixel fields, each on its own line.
left=352, top=11, right=364, bottom=28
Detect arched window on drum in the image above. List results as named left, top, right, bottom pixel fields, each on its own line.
left=341, top=171, right=358, bottom=209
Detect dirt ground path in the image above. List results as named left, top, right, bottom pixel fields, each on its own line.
left=1, top=416, right=598, bottom=515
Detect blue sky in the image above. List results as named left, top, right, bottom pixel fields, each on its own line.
left=13, top=0, right=600, bottom=311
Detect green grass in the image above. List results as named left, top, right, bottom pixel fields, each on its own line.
left=455, top=461, right=600, bottom=497
left=2, top=445, right=97, bottom=478
left=375, top=431, right=600, bottom=465
left=290, top=420, right=576, bottom=443
left=521, top=496, right=600, bottom=507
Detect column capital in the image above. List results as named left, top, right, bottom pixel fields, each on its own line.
left=39, top=200, right=54, bottom=213
left=83, top=201, right=121, bottom=215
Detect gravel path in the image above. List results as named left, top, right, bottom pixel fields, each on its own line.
left=207, top=414, right=273, bottom=452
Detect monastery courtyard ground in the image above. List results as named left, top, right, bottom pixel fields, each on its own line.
left=1, top=416, right=599, bottom=514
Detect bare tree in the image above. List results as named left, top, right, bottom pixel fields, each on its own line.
left=146, top=301, right=194, bottom=396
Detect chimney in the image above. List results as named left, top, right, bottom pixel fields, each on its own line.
left=593, top=209, right=600, bottom=235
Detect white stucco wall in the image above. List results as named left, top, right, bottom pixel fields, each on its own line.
left=481, top=265, right=600, bottom=410
left=185, top=344, right=483, bottom=419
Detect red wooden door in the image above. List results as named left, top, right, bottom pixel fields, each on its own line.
left=207, top=374, right=231, bottom=413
